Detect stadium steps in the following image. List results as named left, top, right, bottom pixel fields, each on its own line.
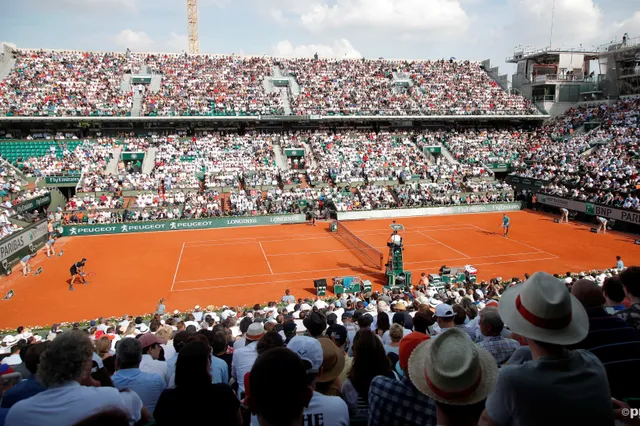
left=120, top=74, right=132, bottom=93
left=131, top=89, right=143, bottom=117
left=301, top=142, right=316, bottom=168
left=149, top=75, right=162, bottom=94
left=279, top=88, right=292, bottom=115
left=273, top=144, right=288, bottom=170
left=123, top=197, right=136, bottom=209
left=43, top=187, right=67, bottom=212
left=0, top=45, right=16, bottom=82
left=142, top=147, right=157, bottom=175
left=106, top=147, right=122, bottom=175
left=300, top=174, right=310, bottom=189
left=219, top=193, right=231, bottom=213
left=438, top=144, right=459, bottom=165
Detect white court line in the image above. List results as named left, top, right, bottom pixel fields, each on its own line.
left=184, top=226, right=476, bottom=248
left=265, top=242, right=442, bottom=257
left=174, top=265, right=380, bottom=284
left=404, top=251, right=552, bottom=266
left=170, top=242, right=185, bottom=292
left=171, top=256, right=559, bottom=293
left=418, top=231, right=470, bottom=258
left=469, top=225, right=557, bottom=258
left=259, top=242, right=274, bottom=275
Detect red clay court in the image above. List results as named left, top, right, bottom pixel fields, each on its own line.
left=1, top=210, right=637, bottom=330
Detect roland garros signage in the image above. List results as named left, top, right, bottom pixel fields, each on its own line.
left=61, top=214, right=306, bottom=236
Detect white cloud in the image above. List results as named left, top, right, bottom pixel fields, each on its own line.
left=297, top=0, right=470, bottom=35
left=272, top=39, right=363, bottom=58
left=507, top=0, right=603, bottom=48
left=114, top=29, right=154, bottom=51
left=613, top=11, right=640, bottom=34
left=166, top=32, right=188, bottom=52
left=56, top=0, right=138, bottom=11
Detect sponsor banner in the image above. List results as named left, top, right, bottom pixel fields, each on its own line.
left=0, top=220, right=49, bottom=275
left=536, top=193, right=640, bottom=225
left=12, top=193, right=51, bottom=215
left=488, top=163, right=511, bottom=170
left=506, top=175, right=548, bottom=188
left=62, top=214, right=306, bottom=236
left=424, top=146, right=442, bottom=154
left=121, top=152, right=145, bottom=161
left=284, top=149, right=305, bottom=157
left=45, top=176, right=80, bottom=185
left=337, top=203, right=522, bottom=221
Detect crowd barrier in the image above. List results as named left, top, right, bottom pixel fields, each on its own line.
left=0, top=220, right=49, bottom=275
left=337, top=202, right=522, bottom=221
left=11, top=193, right=51, bottom=215
left=61, top=214, right=306, bottom=236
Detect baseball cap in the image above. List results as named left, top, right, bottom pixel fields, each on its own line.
left=139, top=333, right=165, bottom=349
left=287, top=336, right=323, bottom=374
left=434, top=303, right=455, bottom=318
left=326, top=313, right=338, bottom=325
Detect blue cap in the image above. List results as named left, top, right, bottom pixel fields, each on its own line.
left=89, top=320, right=96, bottom=327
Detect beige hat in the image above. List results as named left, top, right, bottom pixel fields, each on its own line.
left=316, top=337, right=346, bottom=383
left=498, top=272, right=588, bottom=345
left=408, top=328, right=497, bottom=405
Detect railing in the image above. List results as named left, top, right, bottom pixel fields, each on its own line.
left=598, top=36, right=640, bottom=52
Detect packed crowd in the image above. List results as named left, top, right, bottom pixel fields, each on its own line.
left=393, top=181, right=514, bottom=208
left=0, top=50, right=134, bottom=117
left=18, top=140, right=114, bottom=179
left=1, top=265, right=638, bottom=425
left=283, top=58, right=538, bottom=116
left=140, top=55, right=283, bottom=116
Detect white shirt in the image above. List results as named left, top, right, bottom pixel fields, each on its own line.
left=381, top=328, right=412, bottom=345
left=140, top=354, right=170, bottom=385
left=161, top=342, right=176, bottom=362
left=233, top=337, right=246, bottom=351
left=5, top=381, right=142, bottom=426
left=249, top=391, right=349, bottom=426
left=1, top=353, right=22, bottom=366
left=232, top=341, right=258, bottom=396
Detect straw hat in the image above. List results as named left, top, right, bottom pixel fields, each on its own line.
left=316, top=337, right=345, bottom=383
left=246, top=322, right=265, bottom=341
left=498, top=272, right=588, bottom=345
left=408, top=328, right=497, bottom=405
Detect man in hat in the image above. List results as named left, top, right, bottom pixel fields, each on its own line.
left=287, top=336, right=349, bottom=425
left=432, top=303, right=458, bottom=336
left=303, top=310, right=327, bottom=338
left=479, top=272, right=615, bottom=426
left=139, top=333, right=170, bottom=386
left=232, top=322, right=264, bottom=398
left=369, top=332, right=436, bottom=426
left=315, top=337, right=346, bottom=395
left=410, top=328, right=498, bottom=426
left=616, top=267, right=640, bottom=332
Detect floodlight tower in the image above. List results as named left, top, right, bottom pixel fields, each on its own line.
left=187, top=0, right=200, bottom=54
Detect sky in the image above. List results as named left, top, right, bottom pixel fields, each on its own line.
left=1, top=0, right=639, bottom=76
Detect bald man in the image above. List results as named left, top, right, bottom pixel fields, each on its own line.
left=570, top=279, right=640, bottom=350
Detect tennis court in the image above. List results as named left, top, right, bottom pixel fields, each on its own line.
left=1, top=210, right=638, bottom=329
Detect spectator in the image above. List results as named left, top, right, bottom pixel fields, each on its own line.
left=164, top=330, right=187, bottom=381
left=603, top=276, right=628, bottom=314
left=256, top=331, right=285, bottom=355
left=433, top=303, right=457, bottom=335
left=314, top=337, right=346, bottom=397
left=413, top=310, right=436, bottom=334
left=383, top=323, right=403, bottom=355
left=303, top=310, right=327, bottom=338
left=454, top=304, right=479, bottom=341
left=282, top=289, right=295, bottom=304
left=616, top=266, right=640, bottom=331
left=341, top=330, right=394, bottom=421
left=246, top=348, right=313, bottom=426
left=1, top=339, right=25, bottom=366
left=111, top=337, right=166, bottom=413
left=479, top=272, right=615, bottom=425
left=0, top=342, right=48, bottom=408
left=570, top=279, right=640, bottom=350
left=138, top=333, right=170, bottom=385
left=410, top=328, right=498, bottom=426
left=195, top=330, right=229, bottom=385
left=477, top=307, right=520, bottom=367
left=232, top=322, right=264, bottom=398
left=234, top=317, right=253, bottom=350
left=374, top=311, right=390, bottom=337
left=154, top=341, right=241, bottom=425
left=5, top=331, right=145, bottom=426
left=287, top=336, right=350, bottom=425
left=369, top=332, right=437, bottom=426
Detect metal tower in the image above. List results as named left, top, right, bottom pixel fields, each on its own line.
left=187, top=0, right=200, bottom=54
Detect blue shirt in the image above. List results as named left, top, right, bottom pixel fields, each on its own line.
left=0, top=376, right=45, bottom=408
left=210, top=355, right=229, bottom=385
left=5, top=381, right=141, bottom=426
left=111, top=368, right=166, bottom=413
left=503, top=216, right=510, bottom=226
left=20, top=255, right=30, bottom=263
left=617, top=260, right=624, bottom=269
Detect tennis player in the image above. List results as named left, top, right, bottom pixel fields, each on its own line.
left=560, top=208, right=569, bottom=223
left=69, top=258, right=87, bottom=291
left=597, top=216, right=608, bottom=234
left=502, top=214, right=510, bottom=237
left=45, top=237, right=56, bottom=258
left=20, top=254, right=33, bottom=277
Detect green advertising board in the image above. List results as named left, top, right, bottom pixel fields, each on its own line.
left=13, top=193, right=51, bottom=215
left=488, top=163, right=511, bottom=171
left=284, top=149, right=305, bottom=157
left=131, top=76, right=152, bottom=84
left=424, top=146, right=442, bottom=154
left=45, top=176, right=80, bottom=185
left=585, top=203, right=595, bottom=215
left=121, top=152, right=145, bottom=161
left=62, top=214, right=306, bottom=236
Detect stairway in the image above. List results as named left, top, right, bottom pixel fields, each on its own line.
left=44, top=187, right=68, bottom=212
left=280, top=88, right=292, bottom=115
left=150, top=75, right=162, bottom=94
left=219, top=193, right=231, bottom=213
left=106, top=147, right=122, bottom=175
left=0, top=45, right=16, bottom=82
left=120, top=74, right=132, bottom=93
left=123, top=196, right=136, bottom=209
left=301, top=141, right=316, bottom=168
left=131, top=88, right=143, bottom=117
left=142, top=147, right=157, bottom=175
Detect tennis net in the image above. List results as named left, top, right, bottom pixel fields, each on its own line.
left=335, top=221, right=384, bottom=271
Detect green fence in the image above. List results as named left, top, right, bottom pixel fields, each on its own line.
left=0, top=220, right=49, bottom=275
left=12, top=193, right=51, bottom=215
left=62, top=214, right=306, bottom=236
